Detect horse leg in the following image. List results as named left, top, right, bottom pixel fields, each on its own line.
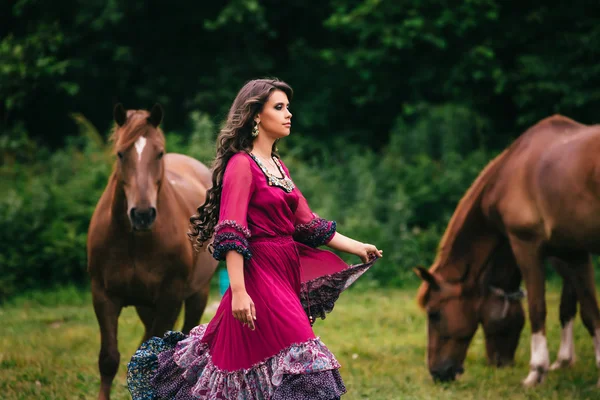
left=567, top=254, right=600, bottom=386
left=509, top=236, right=549, bottom=387
left=182, top=285, right=210, bottom=334
left=149, top=301, right=182, bottom=338
left=549, top=257, right=578, bottom=370
left=182, top=253, right=217, bottom=333
left=135, top=306, right=156, bottom=343
left=92, top=285, right=122, bottom=400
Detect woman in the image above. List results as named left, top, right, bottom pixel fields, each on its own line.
left=127, top=78, right=382, bottom=399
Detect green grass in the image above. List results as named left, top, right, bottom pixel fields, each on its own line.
left=1, top=285, right=599, bottom=399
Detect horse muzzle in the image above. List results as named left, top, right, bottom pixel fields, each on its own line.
left=130, top=207, right=157, bottom=231
left=430, top=362, right=464, bottom=382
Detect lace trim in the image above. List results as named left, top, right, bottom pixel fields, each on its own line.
left=248, top=152, right=296, bottom=193
left=212, top=232, right=252, bottom=261
left=300, top=258, right=376, bottom=324
left=294, top=217, right=337, bottom=248
left=127, top=325, right=341, bottom=400
left=214, top=219, right=251, bottom=238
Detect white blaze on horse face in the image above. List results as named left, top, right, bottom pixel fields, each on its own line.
left=523, top=332, right=549, bottom=386
left=135, top=136, right=147, bottom=161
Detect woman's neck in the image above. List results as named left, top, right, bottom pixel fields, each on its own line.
left=251, top=136, right=276, bottom=158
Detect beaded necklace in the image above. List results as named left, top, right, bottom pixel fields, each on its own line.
left=248, top=152, right=295, bottom=193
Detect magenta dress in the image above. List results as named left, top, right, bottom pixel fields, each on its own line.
left=127, top=152, right=377, bottom=399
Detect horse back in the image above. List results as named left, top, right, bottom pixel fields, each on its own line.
left=483, top=115, right=594, bottom=239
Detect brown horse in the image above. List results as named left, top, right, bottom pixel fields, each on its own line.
left=458, top=241, right=579, bottom=370
left=415, top=115, right=600, bottom=387
left=477, top=240, right=525, bottom=367
left=87, top=104, right=218, bottom=400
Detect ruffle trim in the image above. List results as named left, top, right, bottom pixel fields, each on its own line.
left=300, top=257, right=377, bottom=323
left=215, top=220, right=251, bottom=238
left=127, top=325, right=341, bottom=400
left=212, top=232, right=252, bottom=261
left=293, top=217, right=336, bottom=248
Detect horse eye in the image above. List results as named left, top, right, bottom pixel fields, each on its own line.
left=117, top=151, right=124, bottom=160
left=157, top=151, right=164, bottom=160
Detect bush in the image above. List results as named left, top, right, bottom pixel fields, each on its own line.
left=0, top=104, right=501, bottom=301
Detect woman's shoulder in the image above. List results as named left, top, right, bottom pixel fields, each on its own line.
left=224, top=152, right=257, bottom=183
left=227, top=151, right=252, bottom=168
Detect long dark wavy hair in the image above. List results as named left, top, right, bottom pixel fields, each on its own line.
left=188, top=78, right=293, bottom=251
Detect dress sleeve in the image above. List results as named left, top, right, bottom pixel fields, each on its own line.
left=279, top=159, right=337, bottom=248
left=212, top=154, right=254, bottom=261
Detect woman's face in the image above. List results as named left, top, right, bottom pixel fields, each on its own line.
left=256, top=90, right=292, bottom=139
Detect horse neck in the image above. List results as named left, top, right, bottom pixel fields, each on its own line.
left=483, top=240, right=522, bottom=292
left=106, top=173, right=129, bottom=227
left=436, top=206, right=500, bottom=287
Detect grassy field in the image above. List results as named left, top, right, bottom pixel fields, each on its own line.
left=1, top=285, right=599, bottom=399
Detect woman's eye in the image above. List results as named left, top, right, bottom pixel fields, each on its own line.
left=275, top=105, right=282, bottom=110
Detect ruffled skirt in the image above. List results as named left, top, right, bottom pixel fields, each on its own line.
left=127, top=325, right=346, bottom=399
left=127, top=237, right=377, bottom=399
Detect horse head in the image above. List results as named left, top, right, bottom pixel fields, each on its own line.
left=477, top=250, right=525, bottom=367
left=415, top=265, right=477, bottom=382
left=479, top=285, right=525, bottom=367
left=112, top=103, right=165, bottom=231
left=415, top=244, right=526, bottom=382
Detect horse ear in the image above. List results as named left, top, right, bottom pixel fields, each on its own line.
left=114, top=103, right=127, bottom=126
left=148, top=103, right=163, bottom=127
left=414, top=266, right=440, bottom=290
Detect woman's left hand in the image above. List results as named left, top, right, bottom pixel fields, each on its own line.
left=355, top=243, right=383, bottom=263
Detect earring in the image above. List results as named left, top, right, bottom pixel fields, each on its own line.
left=252, top=121, right=259, bottom=137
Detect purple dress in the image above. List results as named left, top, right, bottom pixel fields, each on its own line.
left=127, top=152, right=377, bottom=399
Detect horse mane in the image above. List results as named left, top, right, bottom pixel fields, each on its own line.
left=416, top=114, right=581, bottom=308
left=109, top=110, right=165, bottom=153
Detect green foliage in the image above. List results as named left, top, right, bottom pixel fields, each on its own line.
left=0, top=120, right=111, bottom=300
left=0, top=103, right=490, bottom=300
left=4, top=1, right=600, bottom=298
left=4, top=1, right=600, bottom=149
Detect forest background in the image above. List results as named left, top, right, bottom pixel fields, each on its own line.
left=3, top=0, right=600, bottom=301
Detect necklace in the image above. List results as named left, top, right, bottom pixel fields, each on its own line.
left=257, top=153, right=278, bottom=172
left=248, top=152, right=295, bottom=193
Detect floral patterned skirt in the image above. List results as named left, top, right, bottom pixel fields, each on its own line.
left=127, top=325, right=346, bottom=399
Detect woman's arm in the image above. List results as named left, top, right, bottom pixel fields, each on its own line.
left=212, top=154, right=256, bottom=330
left=226, top=251, right=256, bottom=330
left=326, top=232, right=383, bottom=263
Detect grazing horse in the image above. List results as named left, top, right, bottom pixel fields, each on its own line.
left=87, top=104, right=218, bottom=400
left=415, top=115, right=600, bottom=387
left=451, top=240, right=580, bottom=370
left=477, top=240, right=526, bottom=367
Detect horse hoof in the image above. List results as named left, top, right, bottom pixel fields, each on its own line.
left=522, top=368, right=546, bottom=387
left=550, top=358, right=574, bottom=370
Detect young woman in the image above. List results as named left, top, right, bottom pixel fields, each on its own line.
left=127, top=78, right=382, bottom=399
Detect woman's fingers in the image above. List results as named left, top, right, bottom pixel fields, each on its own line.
left=233, top=308, right=255, bottom=330
left=247, top=312, right=255, bottom=330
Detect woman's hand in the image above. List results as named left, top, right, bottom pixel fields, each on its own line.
left=232, top=289, right=256, bottom=330
left=326, top=233, right=382, bottom=263
left=354, top=242, right=383, bottom=263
